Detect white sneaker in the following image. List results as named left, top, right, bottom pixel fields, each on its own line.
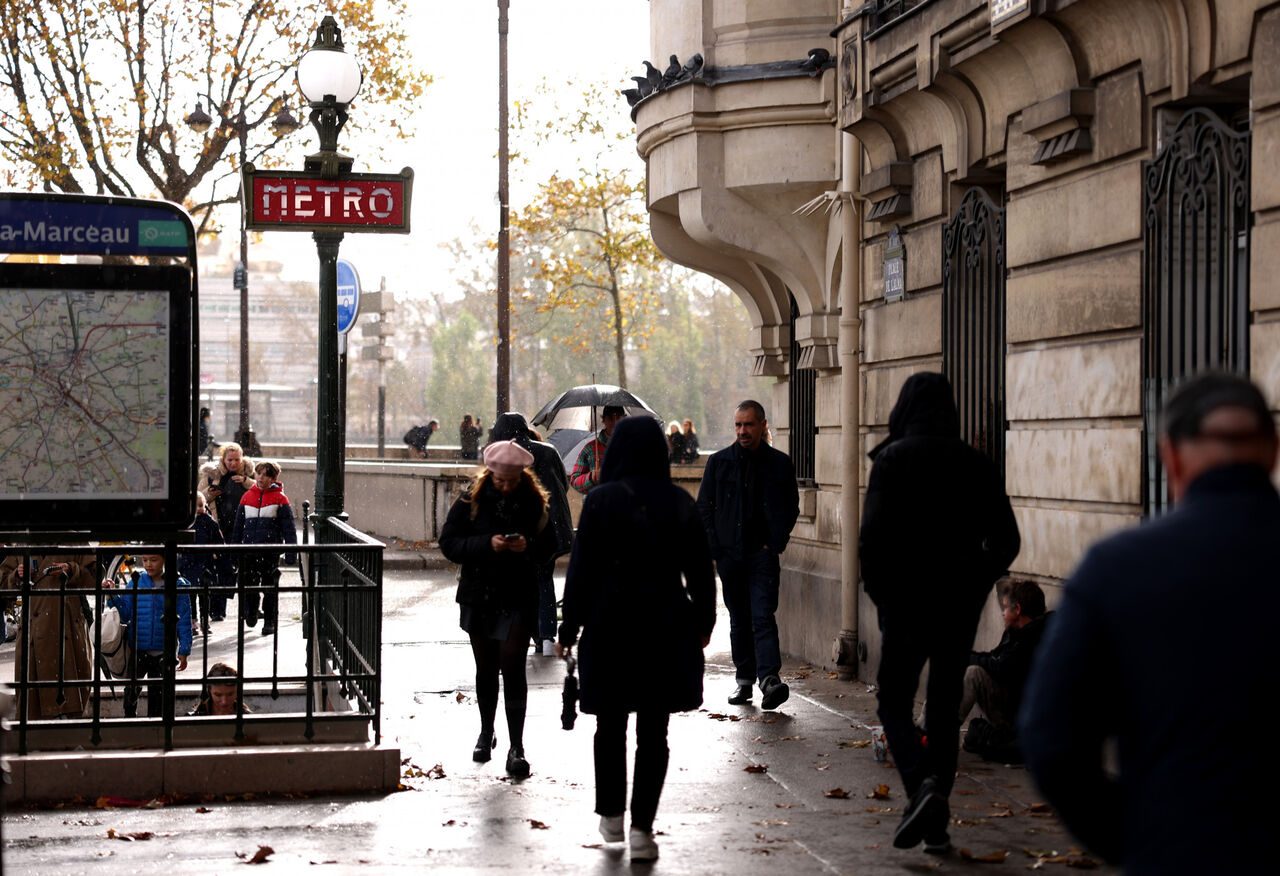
left=629, top=828, right=658, bottom=861
left=542, top=638, right=556, bottom=656
left=599, top=814, right=624, bottom=842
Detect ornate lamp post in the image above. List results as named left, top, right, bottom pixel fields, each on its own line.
left=185, top=99, right=300, bottom=451
left=296, top=15, right=362, bottom=522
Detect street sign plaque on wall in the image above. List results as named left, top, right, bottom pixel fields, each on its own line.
left=241, top=165, right=413, bottom=234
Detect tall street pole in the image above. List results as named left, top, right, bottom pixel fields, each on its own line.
left=314, top=230, right=345, bottom=521
left=236, top=124, right=253, bottom=450
left=495, top=0, right=511, bottom=416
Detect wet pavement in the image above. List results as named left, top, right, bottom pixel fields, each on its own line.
left=1, top=567, right=1115, bottom=874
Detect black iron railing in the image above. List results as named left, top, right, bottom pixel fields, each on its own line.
left=0, top=513, right=383, bottom=754
left=866, top=0, right=937, bottom=36
left=788, top=294, right=818, bottom=483
left=942, top=186, right=1008, bottom=476
left=1142, top=108, right=1251, bottom=515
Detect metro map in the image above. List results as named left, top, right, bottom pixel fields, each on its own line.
left=0, top=287, right=170, bottom=499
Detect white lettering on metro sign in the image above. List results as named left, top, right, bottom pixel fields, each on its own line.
left=250, top=176, right=405, bottom=228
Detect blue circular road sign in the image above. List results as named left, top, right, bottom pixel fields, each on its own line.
left=336, top=258, right=361, bottom=334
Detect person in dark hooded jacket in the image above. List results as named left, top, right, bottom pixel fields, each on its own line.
left=859, top=371, right=1020, bottom=855
left=557, top=416, right=716, bottom=861
left=489, top=412, right=574, bottom=655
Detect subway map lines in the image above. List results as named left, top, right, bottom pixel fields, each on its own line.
left=0, top=288, right=169, bottom=498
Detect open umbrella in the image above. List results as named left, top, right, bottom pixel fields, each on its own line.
left=530, top=384, right=657, bottom=434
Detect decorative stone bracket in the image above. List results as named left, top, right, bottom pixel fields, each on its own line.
left=794, top=311, right=840, bottom=370
left=860, top=161, right=912, bottom=222
left=1023, top=88, right=1095, bottom=165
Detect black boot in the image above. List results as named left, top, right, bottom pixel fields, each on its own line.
left=472, top=730, right=496, bottom=763
left=506, top=745, right=530, bottom=778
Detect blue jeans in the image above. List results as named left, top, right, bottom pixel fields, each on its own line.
left=717, top=548, right=781, bottom=685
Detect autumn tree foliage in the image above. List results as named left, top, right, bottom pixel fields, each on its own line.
left=0, top=0, right=429, bottom=233
left=508, top=83, right=662, bottom=389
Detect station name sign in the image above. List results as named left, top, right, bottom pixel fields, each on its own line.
left=241, top=166, right=413, bottom=234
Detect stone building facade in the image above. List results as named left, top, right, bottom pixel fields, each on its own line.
left=633, top=0, right=1280, bottom=679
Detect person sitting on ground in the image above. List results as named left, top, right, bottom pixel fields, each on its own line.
left=957, top=579, right=1051, bottom=761
left=189, top=662, right=252, bottom=716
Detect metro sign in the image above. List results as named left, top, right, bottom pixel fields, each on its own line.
left=241, top=165, right=413, bottom=234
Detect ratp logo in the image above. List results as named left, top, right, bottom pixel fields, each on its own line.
left=137, top=220, right=186, bottom=248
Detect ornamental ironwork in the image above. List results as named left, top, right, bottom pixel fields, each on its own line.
left=1142, top=108, right=1251, bottom=514
left=942, top=187, right=1007, bottom=475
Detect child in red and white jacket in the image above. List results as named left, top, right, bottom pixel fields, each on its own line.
left=231, top=460, right=297, bottom=636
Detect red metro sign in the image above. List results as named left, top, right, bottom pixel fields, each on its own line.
left=241, top=166, right=413, bottom=234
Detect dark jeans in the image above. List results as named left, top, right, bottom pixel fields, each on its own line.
left=241, top=556, right=280, bottom=627
left=876, top=602, right=983, bottom=799
left=717, top=549, right=781, bottom=684
left=594, top=711, right=670, bottom=832
left=536, top=563, right=557, bottom=642
left=124, top=651, right=169, bottom=718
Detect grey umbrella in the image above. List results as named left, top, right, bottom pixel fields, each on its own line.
left=530, top=384, right=658, bottom=434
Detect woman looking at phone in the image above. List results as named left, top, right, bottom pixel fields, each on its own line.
left=439, top=439, right=553, bottom=777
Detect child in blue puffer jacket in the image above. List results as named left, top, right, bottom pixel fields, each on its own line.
left=112, top=554, right=192, bottom=718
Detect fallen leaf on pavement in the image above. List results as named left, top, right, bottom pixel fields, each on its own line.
left=866, top=784, right=890, bottom=799
left=839, top=740, right=871, bottom=748
left=1027, top=802, right=1053, bottom=813
left=825, top=788, right=851, bottom=799
left=106, top=829, right=154, bottom=841
left=528, top=819, right=549, bottom=830
left=988, top=808, right=1014, bottom=818
left=777, top=735, right=804, bottom=741
left=195, top=807, right=212, bottom=814
left=775, top=803, right=792, bottom=809
left=455, top=692, right=465, bottom=703
left=826, top=672, right=839, bottom=679
left=1065, top=857, right=1100, bottom=869
left=239, top=845, right=274, bottom=864
left=744, top=764, right=769, bottom=774
left=798, top=665, right=813, bottom=670
left=958, top=848, right=1008, bottom=863
left=426, top=764, right=447, bottom=780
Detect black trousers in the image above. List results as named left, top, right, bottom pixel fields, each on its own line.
left=124, top=651, right=169, bottom=718
left=241, top=556, right=280, bottom=626
left=594, top=711, right=671, bottom=832
left=876, top=601, right=983, bottom=799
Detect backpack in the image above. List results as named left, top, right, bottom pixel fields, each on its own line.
left=92, top=604, right=131, bottom=678
left=963, top=716, right=1025, bottom=764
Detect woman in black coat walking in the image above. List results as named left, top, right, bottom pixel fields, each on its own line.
left=557, top=416, right=716, bottom=861
left=439, top=439, right=553, bottom=777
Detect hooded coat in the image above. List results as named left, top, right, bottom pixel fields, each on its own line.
left=0, top=554, right=97, bottom=719
left=860, top=372, right=1020, bottom=611
left=560, top=416, right=716, bottom=714
left=489, top=412, right=574, bottom=558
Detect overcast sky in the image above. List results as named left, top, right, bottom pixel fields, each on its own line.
left=260, top=0, right=653, bottom=298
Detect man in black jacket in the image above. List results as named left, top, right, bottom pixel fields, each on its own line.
left=860, top=372, right=1020, bottom=855
left=961, top=578, right=1049, bottom=730
left=696, top=400, right=800, bottom=710
left=1021, top=372, right=1279, bottom=875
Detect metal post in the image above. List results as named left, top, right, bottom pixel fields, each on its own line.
left=314, top=230, right=346, bottom=521
left=235, top=124, right=253, bottom=449
left=377, top=277, right=387, bottom=456
left=836, top=132, right=863, bottom=680
left=495, top=0, right=511, bottom=416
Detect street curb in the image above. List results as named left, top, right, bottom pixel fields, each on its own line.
left=381, top=549, right=455, bottom=571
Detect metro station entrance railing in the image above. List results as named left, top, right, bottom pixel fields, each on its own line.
left=0, top=510, right=383, bottom=755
